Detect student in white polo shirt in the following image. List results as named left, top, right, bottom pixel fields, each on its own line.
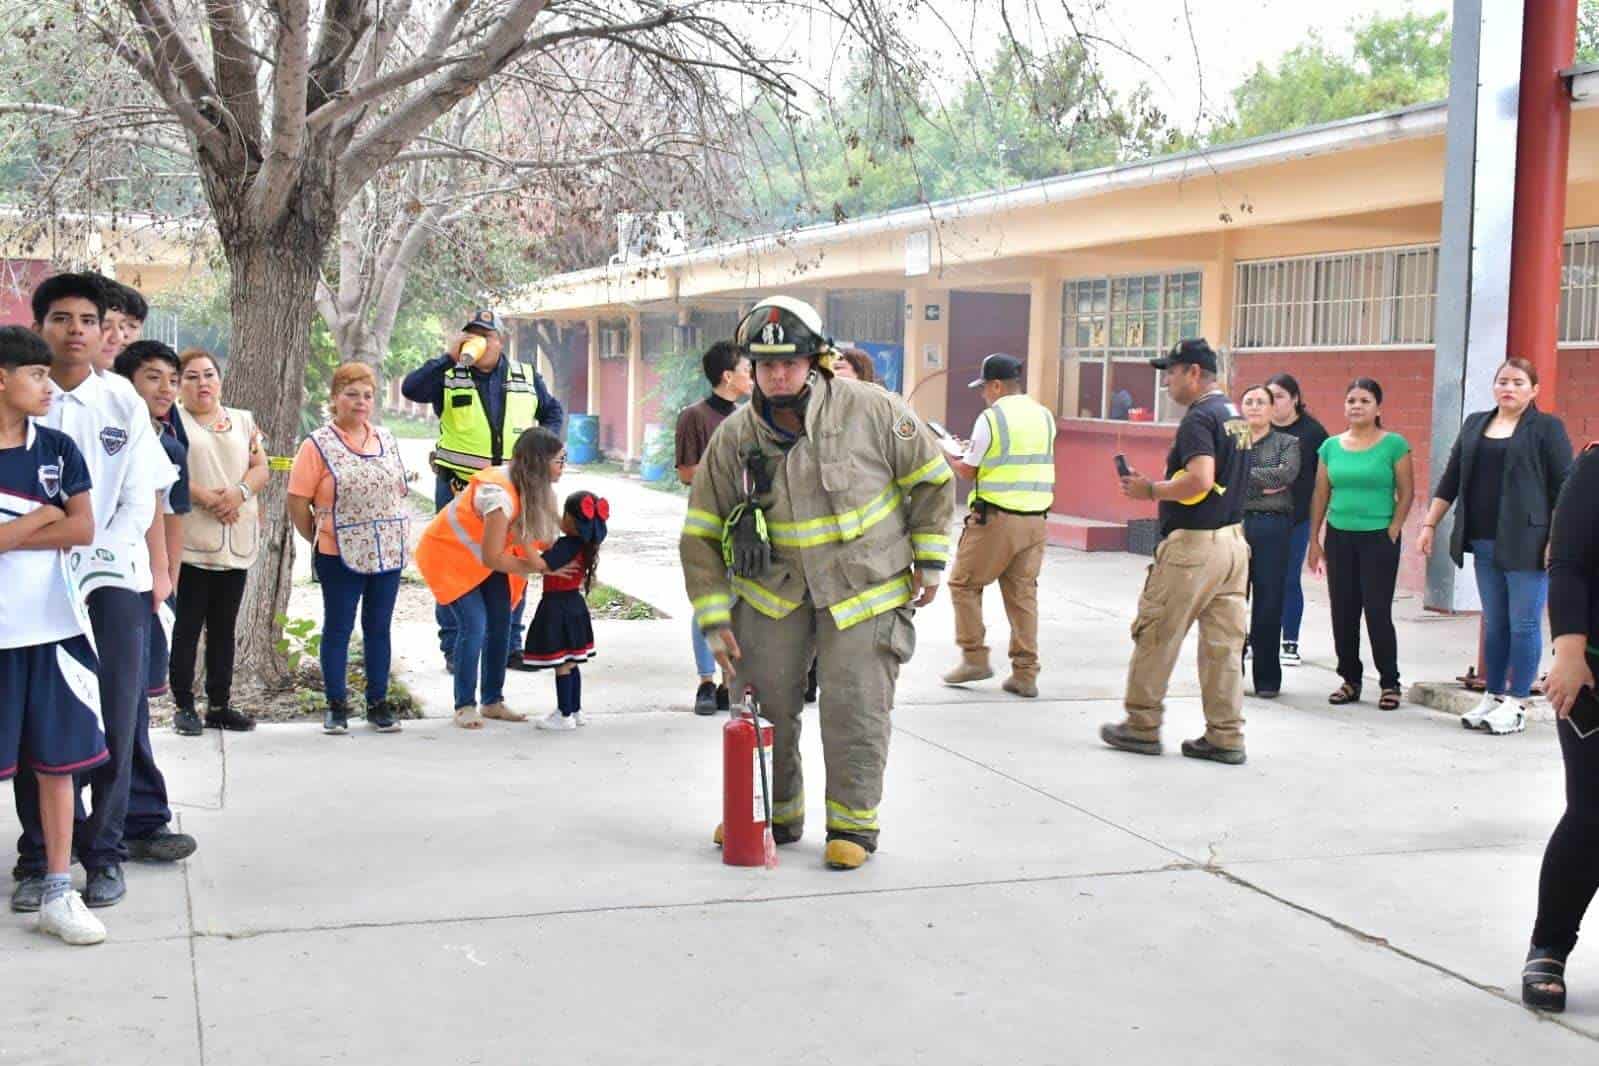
left=8, top=274, right=191, bottom=916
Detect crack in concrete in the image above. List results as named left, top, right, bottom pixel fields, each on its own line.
left=170, top=862, right=1199, bottom=944
left=178, top=810, right=207, bottom=1066
left=896, top=723, right=1598, bottom=1043
left=1205, top=864, right=1599, bottom=1044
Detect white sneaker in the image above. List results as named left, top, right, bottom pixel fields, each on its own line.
left=574, top=711, right=588, bottom=728
left=1461, top=692, right=1503, bottom=731
left=536, top=710, right=577, bottom=732
left=38, top=890, right=106, bottom=946
left=1281, top=642, right=1301, bottom=666
left=1482, top=700, right=1527, bottom=736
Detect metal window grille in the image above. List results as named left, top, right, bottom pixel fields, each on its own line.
left=1231, top=245, right=1439, bottom=350
left=826, top=290, right=905, bottom=345
left=1058, top=270, right=1202, bottom=422
left=1561, top=229, right=1599, bottom=344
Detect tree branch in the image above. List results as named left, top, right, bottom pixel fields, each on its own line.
left=246, top=0, right=313, bottom=224
left=202, top=0, right=264, bottom=145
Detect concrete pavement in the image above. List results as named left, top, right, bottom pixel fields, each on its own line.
left=3, top=465, right=1590, bottom=1065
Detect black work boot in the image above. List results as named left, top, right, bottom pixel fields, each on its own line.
left=693, top=681, right=717, bottom=716
left=323, top=700, right=350, bottom=735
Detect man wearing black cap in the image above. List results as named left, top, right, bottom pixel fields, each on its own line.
left=1102, top=338, right=1252, bottom=765
left=402, top=309, right=564, bottom=671
left=941, top=353, right=1056, bottom=698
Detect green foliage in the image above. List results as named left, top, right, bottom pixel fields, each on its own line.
left=1212, top=2, right=1599, bottom=146
left=744, top=40, right=1185, bottom=229
left=273, top=613, right=322, bottom=673
left=645, top=344, right=707, bottom=474
left=586, top=582, right=660, bottom=620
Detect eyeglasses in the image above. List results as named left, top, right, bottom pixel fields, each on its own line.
left=553, top=455, right=568, bottom=465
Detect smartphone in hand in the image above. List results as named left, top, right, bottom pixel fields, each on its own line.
left=1113, top=453, right=1132, bottom=479
left=1571, top=686, right=1599, bottom=739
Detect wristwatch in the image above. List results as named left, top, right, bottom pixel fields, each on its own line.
left=237, top=482, right=254, bottom=502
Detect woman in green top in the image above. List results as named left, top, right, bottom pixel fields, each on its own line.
left=1307, top=378, right=1415, bottom=710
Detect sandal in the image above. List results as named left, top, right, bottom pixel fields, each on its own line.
left=1328, top=683, right=1361, bottom=705
left=453, top=705, right=484, bottom=730
left=1378, top=688, right=1402, bottom=711
left=1522, top=947, right=1568, bottom=1013
left=481, top=702, right=528, bottom=723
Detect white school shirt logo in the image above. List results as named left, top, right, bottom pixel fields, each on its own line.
left=99, top=426, right=128, bottom=455
left=37, top=463, right=60, bottom=499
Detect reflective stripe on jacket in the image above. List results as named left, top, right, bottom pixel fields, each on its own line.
left=435, top=361, right=541, bottom=477
left=679, top=376, right=956, bottom=631
left=971, top=394, right=1056, bottom=513
left=414, top=466, right=528, bottom=608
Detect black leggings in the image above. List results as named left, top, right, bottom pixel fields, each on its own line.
left=1532, top=710, right=1599, bottom=954
left=1325, top=526, right=1401, bottom=691
left=169, top=564, right=249, bottom=710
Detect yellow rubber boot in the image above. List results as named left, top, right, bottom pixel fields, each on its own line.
left=713, top=824, right=724, bottom=847
left=823, top=839, right=869, bottom=870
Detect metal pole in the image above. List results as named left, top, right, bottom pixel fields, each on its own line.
left=1507, top=0, right=1578, bottom=405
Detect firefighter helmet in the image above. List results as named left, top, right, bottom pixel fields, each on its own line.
left=734, top=296, right=832, bottom=361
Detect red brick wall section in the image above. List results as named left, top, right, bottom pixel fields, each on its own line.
left=598, top=356, right=628, bottom=454
left=1556, top=347, right=1599, bottom=447
left=0, top=260, right=51, bottom=326
left=1233, top=349, right=1434, bottom=591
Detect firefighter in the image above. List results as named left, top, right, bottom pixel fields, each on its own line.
left=682, top=296, right=956, bottom=870
left=401, top=309, right=564, bottom=673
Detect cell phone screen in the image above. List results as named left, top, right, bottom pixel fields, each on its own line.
left=1571, top=687, right=1599, bottom=739
left=1114, top=453, right=1131, bottom=478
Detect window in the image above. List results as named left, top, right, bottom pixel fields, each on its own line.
left=1231, top=245, right=1439, bottom=350
left=826, top=290, right=905, bottom=345
left=1059, top=270, right=1201, bottom=422
left=1561, top=229, right=1599, bottom=344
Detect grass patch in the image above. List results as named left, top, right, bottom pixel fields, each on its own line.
left=586, top=581, right=661, bottom=620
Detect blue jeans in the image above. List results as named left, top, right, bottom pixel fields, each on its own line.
left=435, top=471, right=525, bottom=662
left=1281, top=519, right=1311, bottom=642
left=1245, top=512, right=1292, bottom=694
left=315, top=553, right=403, bottom=706
left=1471, top=539, right=1548, bottom=698
left=691, top=620, right=717, bottom=679
left=450, top=573, right=512, bottom=709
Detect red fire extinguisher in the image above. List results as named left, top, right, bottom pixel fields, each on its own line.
left=722, top=688, right=777, bottom=868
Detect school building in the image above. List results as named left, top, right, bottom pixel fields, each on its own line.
left=501, top=92, right=1599, bottom=590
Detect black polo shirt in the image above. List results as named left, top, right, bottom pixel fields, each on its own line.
left=1159, top=391, right=1250, bottom=535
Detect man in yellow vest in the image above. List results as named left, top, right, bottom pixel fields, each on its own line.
left=402, top=308, right=564, bottom=671
left=941, top=353, right=1056, bottom=699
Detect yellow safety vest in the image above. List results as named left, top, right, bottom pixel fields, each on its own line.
left=435, top=360, right=540, bottom=478
left=971, top=394, right=1056, bottom=514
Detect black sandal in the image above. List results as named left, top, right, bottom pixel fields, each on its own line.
left=1328, top=683, right=1360, bottom=705
left=1522, top=946, right=1568, bottom=1013
left=1378, top=688, right=1402, bottom=711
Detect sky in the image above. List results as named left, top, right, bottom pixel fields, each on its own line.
left=785, top=0, right=1453, bottom=130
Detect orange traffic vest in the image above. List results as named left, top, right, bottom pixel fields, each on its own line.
left=415, top=466, right=529, bottom=608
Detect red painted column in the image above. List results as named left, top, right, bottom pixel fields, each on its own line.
left=1507, top=0, right=1578, bottom=409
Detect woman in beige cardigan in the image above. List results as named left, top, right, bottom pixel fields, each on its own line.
left=169, top=350, right=268, bottom=735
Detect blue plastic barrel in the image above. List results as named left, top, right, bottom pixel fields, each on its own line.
left=566, top=414, right=599, bottom=465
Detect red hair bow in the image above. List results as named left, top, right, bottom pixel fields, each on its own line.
left=596, top=497, right=611, bottom=521
left=580, top=495, right=596, bottom=519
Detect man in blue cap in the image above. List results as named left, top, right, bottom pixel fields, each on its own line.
left=402, top=308, right=564, bottom=671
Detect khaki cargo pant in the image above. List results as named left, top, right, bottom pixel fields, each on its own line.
left=1122, top=525, right=1249, bottom=751
left=730, top=597, right=916, bottom=848
left=949, top=509, right=1047, bottom=680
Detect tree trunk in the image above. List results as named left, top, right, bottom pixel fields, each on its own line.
left=225, top=230, right=329, bottom=687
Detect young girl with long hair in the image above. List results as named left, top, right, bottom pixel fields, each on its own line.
left=524, top=491, right=609, bottom=731
left=415, top=427, right=565, bottom=728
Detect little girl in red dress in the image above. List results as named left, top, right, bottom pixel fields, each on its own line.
left=523, top=491, right=608, bottom=730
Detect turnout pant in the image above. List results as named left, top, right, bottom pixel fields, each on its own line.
left=729, top=597, right=915, bottom=849
left=949, top=509, right=1046, bottom=681
left=14, top=587, right=167, bottom=874
left=1122, top=525, right=1249, bottom=751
